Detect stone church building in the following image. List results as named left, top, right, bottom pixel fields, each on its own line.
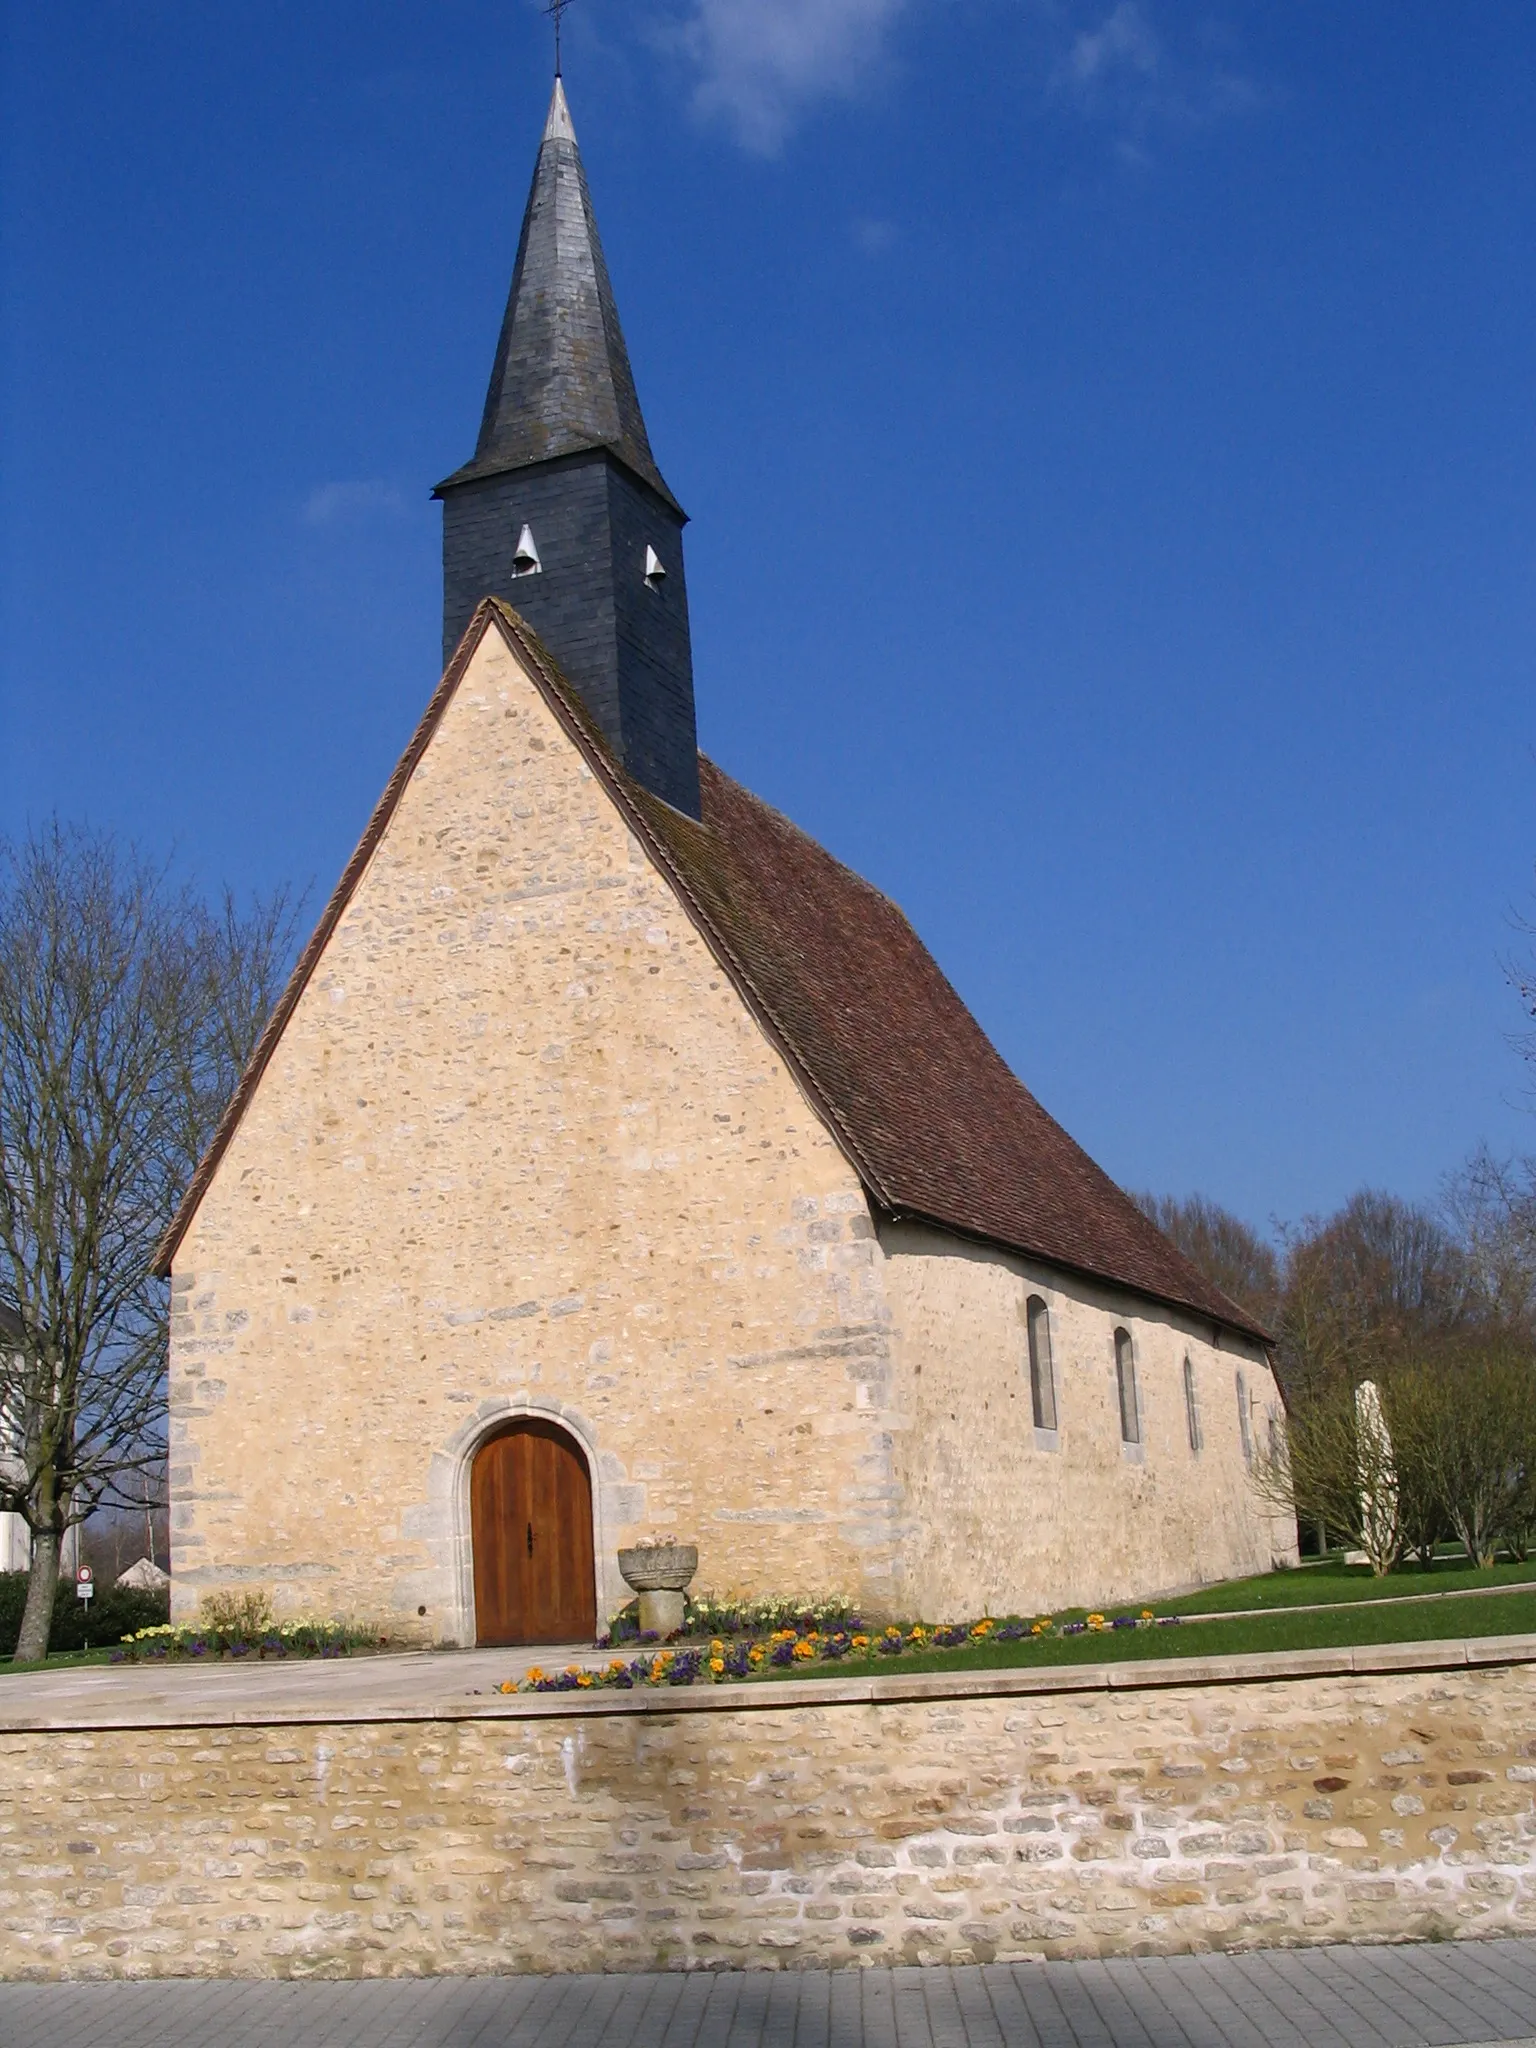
left=154, top=80, right=1292, bottom=1646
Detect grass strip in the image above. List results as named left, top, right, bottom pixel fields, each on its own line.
left=1164, top=1557, right=1536, bottom=1614
left=757, top=1587, right=1536, bottom=1684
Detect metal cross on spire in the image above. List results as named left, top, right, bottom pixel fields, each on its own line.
left=544, top=0, right=575, bottom=77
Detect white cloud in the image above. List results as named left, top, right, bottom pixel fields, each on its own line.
left=666, top=0, right=909, bottom=154
left=301, top=480, right=407, bottom=528
left=1068, top=0, right=1160, bottom=86
left=1053, top=1, right=1259, bottom=145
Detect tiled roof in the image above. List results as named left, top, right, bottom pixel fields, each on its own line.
left=628, top=766, right=1268, bottom=1345
left=153, top=601, right=1268, bottom=1344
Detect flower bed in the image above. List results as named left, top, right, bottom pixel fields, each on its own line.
left=110, top=1617, right=378, bottom=1663
left=602, top=1593, right=857, bottom=1647
left=510, top=1609, right=1180, bottom=1693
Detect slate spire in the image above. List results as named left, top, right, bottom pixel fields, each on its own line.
left=440, top=80, right=680, bottom=512
left=436, top=77, right=700, bottom=817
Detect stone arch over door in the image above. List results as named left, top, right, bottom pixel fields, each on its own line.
left=470, top=1417, right=597, bottom=1646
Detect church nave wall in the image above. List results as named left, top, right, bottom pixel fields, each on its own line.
left=877, top=1220, right=1296, bottom=1622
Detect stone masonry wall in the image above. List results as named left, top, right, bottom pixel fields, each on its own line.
left=3, top=1654, right=1536, bottom=1981
left=169, top=625, right=901, bottom=1637
left=882, top=1223, right=1295, bottom=1620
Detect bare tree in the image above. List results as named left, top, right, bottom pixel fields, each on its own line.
left=1131, top=1192, right=1281, bottom=1331
left=1278, top=1191, right=1474, bottom=1395
left=1441, top=1148, right=1536, bottom=1335
left=0, top=823, right=295, bottom=1662
left=1250, top=1376, right=1414, bottom=1575
left=1402, top=1340, right=1536, bottom=1568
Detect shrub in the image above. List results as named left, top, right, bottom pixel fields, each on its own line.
left=198, top=1589, right=275, bottom=1647
left=0, top=1571, right=170, bottom=1658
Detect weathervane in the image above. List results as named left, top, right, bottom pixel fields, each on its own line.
left=544, top=0, right=575, bottom=77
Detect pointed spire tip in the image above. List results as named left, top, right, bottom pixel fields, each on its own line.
left=544, top=75, right=576, bottom=146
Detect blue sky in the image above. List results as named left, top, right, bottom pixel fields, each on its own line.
left=3, top=1, right=1535, bottom=1238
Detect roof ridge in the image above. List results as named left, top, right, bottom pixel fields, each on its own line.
left=154, top=600, right=1268, bottom=1345
left=697, top=758, right=913, bottom=921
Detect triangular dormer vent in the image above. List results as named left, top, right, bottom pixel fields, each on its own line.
left=512, top=525, right=542, bottom=578
left=644, top=544, right=666, bottom=590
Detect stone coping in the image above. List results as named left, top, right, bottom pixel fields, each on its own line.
left=3, top=1630, right=1535, bottom=1734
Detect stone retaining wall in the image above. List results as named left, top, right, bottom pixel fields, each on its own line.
left=4, top=1643, right=1536, bottom=1980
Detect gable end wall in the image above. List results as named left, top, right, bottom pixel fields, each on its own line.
left=168, top=629, right=900, bottom=1639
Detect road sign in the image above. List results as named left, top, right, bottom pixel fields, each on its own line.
left=76, top=1565, right=93, bottom=1602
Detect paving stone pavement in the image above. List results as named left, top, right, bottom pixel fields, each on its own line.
left=5, top=1942, right=1536, bottom=2048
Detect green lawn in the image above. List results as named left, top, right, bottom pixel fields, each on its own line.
left=1163, top=1554, right=1536, bottom=1615
left=0, top=1645, right=119, bottom=1676
left=763, top=1585, right=1536, bottom=1684
left=6, top=1558, right=1536, bottom=1685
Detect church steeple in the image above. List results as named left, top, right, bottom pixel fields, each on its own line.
left=436, top=77, right=700, bottom=817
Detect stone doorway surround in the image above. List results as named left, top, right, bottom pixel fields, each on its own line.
left=411, top=1394, right=644, bottom=1646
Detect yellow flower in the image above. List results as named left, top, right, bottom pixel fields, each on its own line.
left=711, top=1638, right=725, bottom=1653
left=1140, top=1609, right=1155, bottom=1620
left=577, top=1672, right=594, bottom=1688
left=792, top=1639, right=815, bottom=1660
left=1087, top=1614, right=1105, bottom=1630
left=884, top=1625, right=901, bottom=1638
left=709, top=1657, right=725, bottom=1675
left=909, top=1627, right=927, bottom=1642
left=525, top=1666, right=546, bottom=1685
left=852, top=1633, right=870, bottom=1649
left=971, top=1618, right=995, bottom=1636
left=606, top=1660, right=627, bottom=1676
left=499, top=1680, right=517, bottom=1694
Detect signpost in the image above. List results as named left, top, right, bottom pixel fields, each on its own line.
left=75, top=1565, right=93, bottom=1603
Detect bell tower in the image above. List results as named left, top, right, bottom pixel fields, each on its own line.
left=435, top=79, right=700, bottom=817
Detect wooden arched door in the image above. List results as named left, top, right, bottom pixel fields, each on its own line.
left=470, top=1419, right=596, bottom=1646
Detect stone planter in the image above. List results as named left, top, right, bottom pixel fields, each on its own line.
left=617, top=1543, right=697, bottom=1638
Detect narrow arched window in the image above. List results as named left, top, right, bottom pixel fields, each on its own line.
left=1114, top=1328, right=1140, bottom=1445
left=1183, top=1355, right=1203, bottom=1453
left=1236, top=1369, right=1253, bottom=1465
left=1026, top=1295, right=1057, bottom=1432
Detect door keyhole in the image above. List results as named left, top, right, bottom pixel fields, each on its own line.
left=526, top=1521, right=534, bottom=1558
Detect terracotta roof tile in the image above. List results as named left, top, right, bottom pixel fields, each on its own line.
left=154, top=600, right=1268, bottom=1343
left=628, top=764, right=1268, bottom=1344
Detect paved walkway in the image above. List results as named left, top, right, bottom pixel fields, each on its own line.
left=6, top=1942, right=1536, bottom=2048
left=0, top=1643, right=588, bottom=1726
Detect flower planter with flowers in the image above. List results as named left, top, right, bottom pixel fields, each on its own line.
left=616, top=1538, right=698, bottom=1638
